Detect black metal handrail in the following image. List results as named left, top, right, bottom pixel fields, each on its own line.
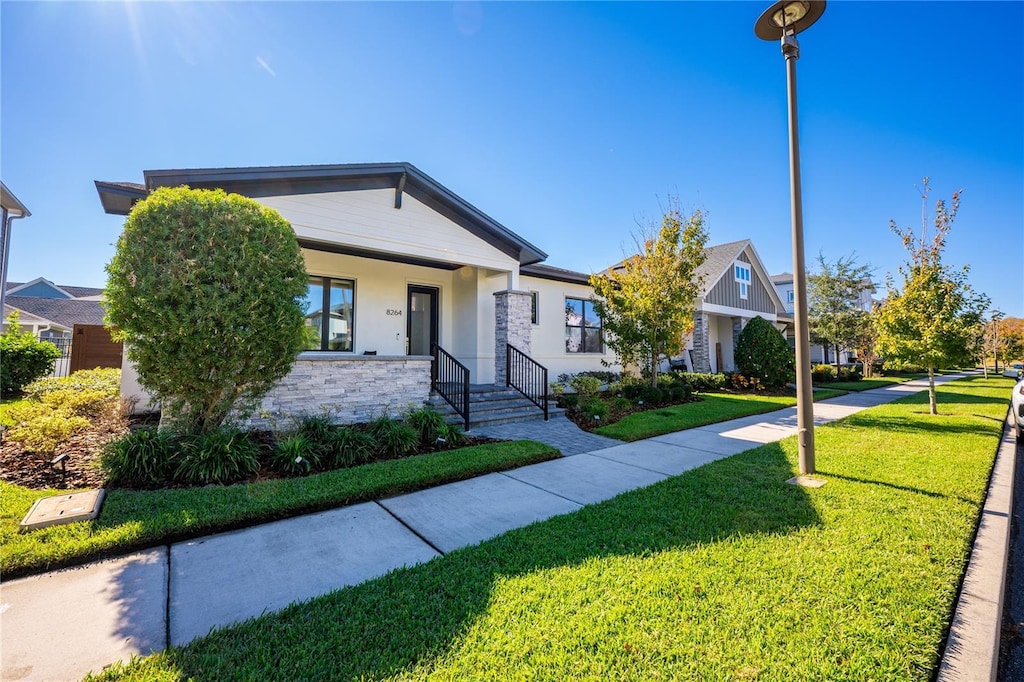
left=432, top=344, right=470, bottom=431
left=506, top=343, right=549, bottom=421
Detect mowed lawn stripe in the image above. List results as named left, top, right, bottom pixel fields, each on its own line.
left=90, top=375, right=1008, bottom=681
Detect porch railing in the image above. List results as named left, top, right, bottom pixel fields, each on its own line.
left=506, top=344, right=548, bottom=421
left=432, top=344, right=470, bottom=431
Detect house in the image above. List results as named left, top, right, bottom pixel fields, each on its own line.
left=96, top=163, right=617, bottom=424
left=3, top=278, right=107, bottom=339
left=682, top=240, right=789, bottom=374
left=771, top=272, right=875, bottom=365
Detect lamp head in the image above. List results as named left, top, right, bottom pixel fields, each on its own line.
left=755, top=1, right=826, bottom=40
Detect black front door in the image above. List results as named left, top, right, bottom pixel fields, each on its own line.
left=407, top=285, right=438, bottom=356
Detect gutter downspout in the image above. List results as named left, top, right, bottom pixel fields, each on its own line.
left=0, top=207, right=29, bottom=325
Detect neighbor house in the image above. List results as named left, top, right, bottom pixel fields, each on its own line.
left=678, top=240, right=789, bottom=374
left=3, top=278, right=106, bottom=339
left=96, top=163, right=617, bottom=425
left=770, top=271, right=875, bottom=365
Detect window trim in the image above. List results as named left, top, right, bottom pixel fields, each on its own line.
left=734, top=262, right=752, bottom=300
left=564, top=296, right=603, bottom=354
left=304, top=275, right=356, bottom=352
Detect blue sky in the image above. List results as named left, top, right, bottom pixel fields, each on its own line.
left=3, top=1, right=1022, bottom=316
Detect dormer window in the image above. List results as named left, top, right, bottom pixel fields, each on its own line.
left=734, top=262, right=751, bottom=300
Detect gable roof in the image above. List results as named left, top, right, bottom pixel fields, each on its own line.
left=96, top=163, right=547, bottom=266
left=5, top=279, right=105, bottom=299
left=697, top=239, right=788, bottom=313
left=4, top=296, right=106, bottom=329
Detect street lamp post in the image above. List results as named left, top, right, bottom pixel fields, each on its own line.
left=755, top=0, right=826, bottom=478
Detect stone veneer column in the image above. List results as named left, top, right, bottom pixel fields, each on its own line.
left=692, top=312, right=712, bottom=373
left=494, top=290, right=533, bottom=386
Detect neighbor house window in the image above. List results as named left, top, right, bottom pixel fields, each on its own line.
left=565, top=297, right=603, bottom=353
left=303, top=277, right=354, bottom=351
left=787, top=289, right=794, bottom=304
left=530, top=291, right=539, bottom=325
left=734, top=262, right=752, bottom=299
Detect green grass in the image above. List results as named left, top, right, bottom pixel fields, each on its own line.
left=0, top=440, right=558, bottom=578
left=90, top=375, right=1005, bottom=681
left=594, top=388, right=846, bottom=442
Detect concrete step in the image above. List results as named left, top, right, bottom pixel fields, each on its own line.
left=428, top=387, right=561, bottom=428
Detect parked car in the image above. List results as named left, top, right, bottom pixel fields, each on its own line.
left=1004, top=363, right=1024, bottom=378
left=1012, top=376, right=1024, bottom=444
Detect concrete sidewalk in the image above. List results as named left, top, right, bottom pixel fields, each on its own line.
left=0, top=373, right=974, bottom=681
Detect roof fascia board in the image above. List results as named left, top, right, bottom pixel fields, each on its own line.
left=1, top=182, right=30, bottom=217
left=700, top=240, right=749, bottom=299
left=742, top=242, right=789, bottom=313
left=297, top=238, right=461, bottom=271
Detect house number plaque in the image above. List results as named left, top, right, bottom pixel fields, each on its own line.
left=386, top=309, right=403, bottom=316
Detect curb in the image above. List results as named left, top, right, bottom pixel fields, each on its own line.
left=938, top=409, right=1018, bottom=682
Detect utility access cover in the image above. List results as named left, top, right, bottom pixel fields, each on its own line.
left=19, top=489, right=106, bottom=532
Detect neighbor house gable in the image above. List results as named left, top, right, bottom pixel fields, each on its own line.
left=6, top=277, right=74, bottom=299
left=699, top=241, right=786, bottom=316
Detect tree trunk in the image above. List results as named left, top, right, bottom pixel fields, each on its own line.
left=834, top=343, right=840, bottom=371
left=928, top=367, right=937, bottom=415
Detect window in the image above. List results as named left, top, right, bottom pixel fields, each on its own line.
left=530, top=291, right=539, bottom=325
left=787, top=289, right=794, bottom=304
left=734, top=262, right=752, bottom=300
left=565, top=297, right=603, bottom=353
left=302, top=277, right=354, bottom=351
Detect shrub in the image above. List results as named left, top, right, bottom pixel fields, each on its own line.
left=638, top=386, right=665, bottom=406
left=837, top=365, right=862, bottom=382
left=271, top=435, right=315, bottom=476
left=39, top=388, right=113, bottom=418
left=436, top=422, right=468, bottom=448
left=611, top=396, right=634, bottom=413
left=23, top=368, right=120, bottom=400
left=568, top=375, right=602, bottom=402
left=734, top=316, right=795, bottom=389
left=368, top=414, right=418, bottom=458
left=173, top=427, right=261, bottom=485
left=0, top=312, right=63, bottom=396
left=729, top=373, right=765, bottom=391
left=104, top=186, right=308, bottom=434
left=404, top=405, right=450, bottom=447
left=5, top=402, right=90, bottom=455
left=811, top=364, right=836, bottom=383
left=294, top=413, right=337, bottom=461
left=101, top=427, right=177, bottom=487
left=324, top=427, right=376, bottom=468
left=580, top=398, right=609, bottom=421
left=559, top=394, right=580, bottom=409
left=683, top=372, right=727, bottom=393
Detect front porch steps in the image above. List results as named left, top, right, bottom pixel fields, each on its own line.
left=428, top=384, right=564, bottom=429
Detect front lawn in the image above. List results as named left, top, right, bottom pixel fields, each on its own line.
left=91, top=374, right=1004, bottom=681
left=0, top=440, right=559, bottom=578
left=594, top=388, right=846, bottom=441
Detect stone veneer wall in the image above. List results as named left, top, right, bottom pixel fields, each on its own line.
left=494, top=290, right=533, bottom=386
left=244, top=354, right=433, bottom=428
left=692, top=312, right=711, bottom=373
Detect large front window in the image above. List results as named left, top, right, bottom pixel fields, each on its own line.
left=565, top=297, right=603, bottom=353
left=303, top=277, right=354, bottom=351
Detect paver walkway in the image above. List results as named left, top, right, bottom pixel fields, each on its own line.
left=472, top=414, right=621, bottom=455
left=0, top=373, right=974, bottom=681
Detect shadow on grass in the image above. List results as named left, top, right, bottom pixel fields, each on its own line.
left=839, top=409, right=1007, bottom=438
left=108, top=444, right=819, bottom=680
left=815, top=471, right=977, bottom=506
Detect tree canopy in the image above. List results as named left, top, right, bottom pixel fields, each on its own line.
left=105, top=186, right=308, bottom=433
left=807, top=253, right=874, bottom=368
left=875, top=179, right=989, bottom=414
left=589, top=199, right=708, bottom=386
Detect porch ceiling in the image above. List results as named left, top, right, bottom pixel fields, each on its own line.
left=298, top=238, right=463, bottom=271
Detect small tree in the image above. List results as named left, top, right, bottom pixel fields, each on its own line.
left=851, top=305, right=879, bottom=378
left=590, top=199, right=708, bottom=387
left=875, top=179, right=989, bottom=414
left=0, top=311, right=63, bottom=395
left=807, top=253, right=873, bottom=368
left=734, top=316, right=794, bottom=388
left=105, top=186, right=308, bottom=433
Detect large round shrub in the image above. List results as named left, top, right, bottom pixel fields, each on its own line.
left=0, top=312, right=63, bottom=395
left=105, top=186, right=308, bottom=433
left=734, top=316, right=795, bottom=389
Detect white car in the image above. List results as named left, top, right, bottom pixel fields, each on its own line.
left=1013, top=377, right=1024, bottom=444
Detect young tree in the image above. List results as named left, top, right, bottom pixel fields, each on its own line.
left=807, top=253, right=874, bottom=369
left=851, top=305, right=879, bottom=378
left=1001, top=317, right=1024, bottom=365
left=105, top=186, right=308, bottom=433
left=590, top=199, right=708, bottom=387
left=875, top=179, right=989, bottom=414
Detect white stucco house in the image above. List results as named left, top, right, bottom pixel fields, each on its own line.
left=96, top=163, right=617, bottom=426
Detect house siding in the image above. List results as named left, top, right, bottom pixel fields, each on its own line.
left=705, top=251, right=775, bottom=314
left=259, top=189, right=519, bottom=272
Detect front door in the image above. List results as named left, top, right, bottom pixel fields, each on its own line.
left=407, top=285, right=439, bottom=356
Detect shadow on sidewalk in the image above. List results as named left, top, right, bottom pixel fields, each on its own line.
left=116, top=444, right=820, bottom=679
